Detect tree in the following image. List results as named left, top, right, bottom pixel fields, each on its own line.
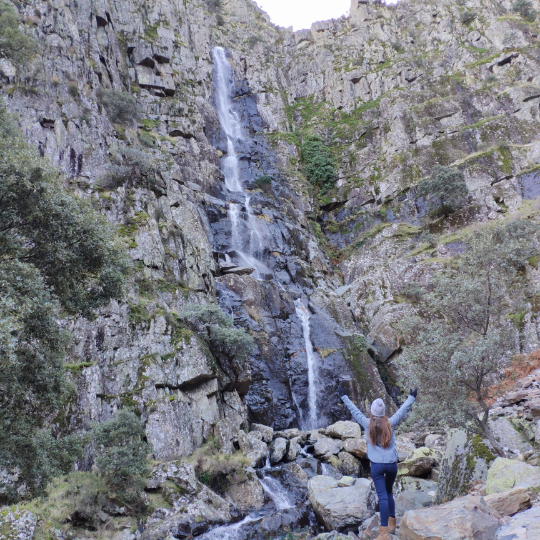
left=513, top=0, right=536, bottom=21
left=0, top=1, right=35, bottom=65
left=397, top=220, right=540, bottom=455
left=94, top=410, right=149, bottom=511
left=0, top=105, right=129, bottom=502
left=418, top=165, right=469, bottom=217
left=301, top=136, right=336, bottom=193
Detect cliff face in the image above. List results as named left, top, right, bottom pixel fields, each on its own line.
left=2, top=0, right=540, bottom=463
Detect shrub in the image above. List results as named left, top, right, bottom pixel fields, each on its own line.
left=460, top=10, right=477, bottom=24
left=399, top=282, right=425, bottom=303
left=418, top=165, right=469, bottom=218
left=247, top=35, right=263, bottom=48
left=97, top=88, right=141, bottom=125
left=68, top=82, right=79, bottom=98
left=253, top=175, right=272, bottom=189
left=94, top=410, right=149, bottom=511
left=301, top=136, right=336, bottom=193
left=513, top=0, right=536, bottom=21
left=391, top=42, right=404, bottom=53
left=0, top=1, right=35, bottom=65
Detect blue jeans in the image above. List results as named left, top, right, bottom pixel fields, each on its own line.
left=371, top=461, right=398, bottom=527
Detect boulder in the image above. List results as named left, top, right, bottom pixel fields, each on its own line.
left=399, top=495, right=499, bottom=540
left=286, top=436, right=301, bottom=461
left=237, top=430, right=268, bottom=468
left=424, top=433, right=446, bottom=451
left=225, top=468, right=265, bottom=512
left=484, top=486, right=530, bottom=517
left=330, top=451, right=362, bottom=477
left=398, top=447, right=440, bottom=477
left=275, top=428, right=302, bottom=439
left=486, top=457, right=540, bottom=494
left=396, top=440, right=417, bottom=462
left=399, top=477, right=438, bottom=495
left=395, top=490, right=434, bottom=517
left=325, top=421, right=362, bottom=439
left=250, top=423, right=274, bottom=443
left=495, top=506, right=540, bottom=539
left=536, top=420, right=540, bottom=443
left=214, top=418, right=235, bottom=454
left=146, top=460, right=198, bottom=493
left=436, top=430, right=495, bottom=504
left=270, top=437, right=288, bottom=464
left=307, top=475, right=374, bottom=531
left=489, top=417, right=533, bottom=453
left=312, top=533, right=351, bottom=540
left=343, top=437, right=367, bottom=458
left=285, top=462, right=309, bottom=485
left=0, top=507, right=37, bottom=540
left=314, top=437, right=344, bottom=460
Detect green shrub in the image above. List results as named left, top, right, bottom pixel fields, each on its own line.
left=301, top=136, right=336, bottom=193
left=247, top=35, right=263, bottom=48
left=253, top=175, right=272, bottom=189
left=97, top=88, right=141, bottom=125
left=399, top=282, right=425, bottom=303
left=0, top=1, right=35, bottom=65
left=100, top=146, right=159, bottom=191
left=68, top=82, right=79, bottom=98
left=513, top=0, right=536, bottom=20
left=94, top=410, right=149, bottom=512
left=460, top=10, right=477, bottom=24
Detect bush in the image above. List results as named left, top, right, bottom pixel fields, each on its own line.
left=253, top=175, right=272, bottom=189
left=301, top=136, right=336, bottom=193
left=97, top=88, right=141, bottom=125
left=513, top=0, right=536, bottom=20
left=399, top=282, right=425, bottom=303
left=460, top=10, right=477, bottom=24
left=0, top=1, right=35, bottom=65
left=94, top=410, right=149, bottom=511
left=247, top=35, right=263, bottom=48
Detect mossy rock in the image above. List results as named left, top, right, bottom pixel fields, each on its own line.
left=486, top=457, right=540, bottom=495
left=0, top=507, right=37, bottom=540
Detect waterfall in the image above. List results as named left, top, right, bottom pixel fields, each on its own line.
left=212, top=47, right=270, bottom=279
left=294, top=299, right=319, bottom=430
left=197, top=516, right=257, bottom=540
left=259, top=475, right=294, bottom=510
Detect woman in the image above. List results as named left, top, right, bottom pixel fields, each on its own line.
left=341, top=388, right=417, bottom=540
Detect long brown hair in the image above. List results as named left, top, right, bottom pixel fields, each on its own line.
left=368, top=415, right=392, bottom=449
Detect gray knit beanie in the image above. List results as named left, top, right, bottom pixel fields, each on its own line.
left=371, top=398, right=386, bottom=417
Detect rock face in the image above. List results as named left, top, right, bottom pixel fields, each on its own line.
left=495, top=506, right=540, bottom=539
left=399, top=495, right=499, bottom=540
left=485, top=457, right=540, bottom=494
left=307, top=475, right=374, bottom=531
left=0, top=507, right=37, bottom=540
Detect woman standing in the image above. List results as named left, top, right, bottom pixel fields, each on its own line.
left=341, top=389, right=417, bottom=540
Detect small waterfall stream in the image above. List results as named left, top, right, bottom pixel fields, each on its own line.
left=294, top=299, right=320, bottom=430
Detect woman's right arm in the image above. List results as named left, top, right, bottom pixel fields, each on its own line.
left=389, top=388, right=417, bottom=428
left=341, top=395, right=370, bottom=430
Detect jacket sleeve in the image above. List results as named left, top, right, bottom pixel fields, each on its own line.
left=389, top=395, right=415, bottom=428
left=341, top=395, right=370, bottom=430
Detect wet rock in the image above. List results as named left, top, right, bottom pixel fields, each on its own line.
left=308, top=475, right=374, bottom=531
left=398, top=447, right=440, bottom=477
left=250, top=423, right=274, bottom=443
left=275, top=428, right=302, bottom=439
left=284, top=462, right=309, bottom=485
left=495, top=506, right=540, bottom=539
left=399, top=495, right=499, bottom=540
left=286, top=436, right=301, bottom=461
left=237, top=430, right=268, bottom=468
left=214, top=418, right=235, bottom=454
left=270, top=437, right=288, bottom=464
left=484, top=487, right=530, bottom=517
left=225, top=468, right=265, bottom=512
left=312, top=533, right=351, bottom=540
left=343, top=437, right=367, bottom=459
left=325, top=421, right=362, bottom=439
left=0, top=507, right=37, bottom=540
left=486, top=457, right=540, bottom=494
left=314, top=438, right=344, bottom=460
left=395, top=490, right=434, bottom=516
left=221, top=266, right=255, bottom=276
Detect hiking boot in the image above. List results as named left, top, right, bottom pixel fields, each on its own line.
left=388, top=516, right=397, bottom=534
left=375, top=526, right=390, bottom=540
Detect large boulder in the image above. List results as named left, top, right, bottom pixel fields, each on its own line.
left=399, top=476, right=438, bottom=495
left=395, top=490, right=434, bottom=517
left=250, top=423, right=274, bottom=443
left=399, top=495, right=499, bottom=540
left=343, top=437, right=367, bottom=458
left=224, top=468, right=265, bottom=512
left=287, top=436, right=301, bottom=462
left=329, top=451, right=363, bottom=477
left=312, top=533, right=351, bottom=540
left=436, top=430, right=495, bottom=503
left=484, top=487, right=530, bottom=517
left=307, top=475, right=374, bottom=531
left=314, top=437, right=344, bottom=460
left=486, top=457, right=540, bottom=494
left=270, top=437, right=288, bottom=464
left=237, top=430, right=268, bottom=468
left=398, top=447, right=440, bottom=477
left=489, top=417, right=533, bottom=454
left=214, top=418, right=235, bottom=454
left=0, top=507, right=37, bottom=540
left=146, top=460, right=199, bottom=493
left=495, top=506, right=540, bottom=539
left=325, top=421, right=362, bottom=439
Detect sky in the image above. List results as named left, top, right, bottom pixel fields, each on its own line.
left=254, top=0, right=399, bottom=31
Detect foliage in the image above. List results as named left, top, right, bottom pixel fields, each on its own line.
left=418, top=165, right=469, bottom=217
left=247, top=34, right=263, bottom=48
left=94, top=410, right=149, bottom=511
left=0, top=1, right=35, bottom=65
left=253, top=175, right=272, bottom=189
left=97, top=88, right=141, bottom=125
left=101, top=145, right=159, bottom=191
left=460, top=10, right=477, bottom=25
left=0, top=105, right=128, bottom=502
left=399, top=282, right=425, bottom=303
left=397, top=220, right=540, bottom=454
left=177, top=304, right=255, bottom=360
left=513, top=0, right=536, bottom=21
left=301, top=136, right=336, bottom=193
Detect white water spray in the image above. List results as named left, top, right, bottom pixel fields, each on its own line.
left=294, top=299, right=319, bottom=430
left=259, top=475, right=294, bottom=511
left=197, top=516, right=257, bottom=540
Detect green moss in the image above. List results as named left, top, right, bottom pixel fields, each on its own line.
left=64, top=362, right=95, bottom=372
left=528, top=255, right=540, bottom=268
left=470, top=434, right=496, bottom=464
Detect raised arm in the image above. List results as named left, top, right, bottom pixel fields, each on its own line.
left=341, top=395, right=370, bottom=430
left=389, top=389, right=417, bottom=428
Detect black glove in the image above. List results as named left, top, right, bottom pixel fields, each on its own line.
left=410, top=388, right=418, bottom=398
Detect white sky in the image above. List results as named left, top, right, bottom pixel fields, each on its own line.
left=254, top=0, right=400, bottom=31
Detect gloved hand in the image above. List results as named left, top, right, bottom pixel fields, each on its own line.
left=409, top=388, right=418, bottom=398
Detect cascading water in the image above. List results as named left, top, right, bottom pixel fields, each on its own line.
left=196, top=516, right=258, bottom=540
left=294, top=299, right=320, bottom=430
left=212, top=46, right=267, bottom=277
left=258, top=475, right=294, bottom=511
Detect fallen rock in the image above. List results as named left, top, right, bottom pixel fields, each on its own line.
left=270, top=437, right=288, bottom=464
left=536, top=420, right=540, bottom=443
left=225, top=467, right=265, bottom=512
left=146, top=460, right=199, bottom=493
left=275, top=428, right=302, bottom=439
left=314, top=437, right=344, bottom=460
left=214, top=418, right=235, bottom=454
left=0, top=507, right=37, bottom=540
left=489, top=417, right=533, bottom=453
left=399, top=495, right=499, bottom=540
left=325, top=421, right=362, bottom=439
left=398, top=447, right=440, bottom=477
left=343, top=437, right=367, bottom=458
left=486, top=457, right=540, bottom=494
left=395, top=490, right=434, bottom=517
left=399, top=476, right=438, bottom=495
left=287, top=436, right=301, bottom=461
left=396, top=440, right=417, bottom=462
left=308, top=475, right=374, bottom=531
left=495, top=505, right=540, bottom=539
left=333, top=451, right=362, bottom=477
left=484, top=486, right=530, bottom=517
left=238, top=430, right=268, bottom=468
left=285, top=462, right=309, bottom=484
left=312, top=533, right=351, bottom=540
left=250, top=423, right=274, bottom=443
left=221, top=265, right=255, bottom=276
left=424, top=433, right=446, bottom=451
